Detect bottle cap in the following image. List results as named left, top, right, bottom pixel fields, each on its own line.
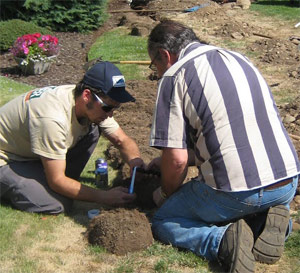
left=88, top=209, right=100, bottom=219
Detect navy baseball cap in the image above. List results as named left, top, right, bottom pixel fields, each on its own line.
left=83, top=61, right=135, bottom=103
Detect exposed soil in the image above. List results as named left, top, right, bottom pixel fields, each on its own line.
left=113, top=169, right=161, bottom=210
left=1, top=0, right=299, bottom=261
left=86, top=208, right=153, bottom=255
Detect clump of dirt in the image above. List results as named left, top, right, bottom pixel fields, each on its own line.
left=113, top=170, right=161, bottom=210
left=249, top=38, right=300, bottom=65
left=213, top=21, right=253, bottom=38
left=289, top=65, right=300, bottom=80
left=115, top=12, right=157, bottom=37
left=147, top=0, right=209, bottom=10
left=86, top=208, right=153, bottom=255
left=278, top=95, right=300, bottom=200
left=280, top=97, right=300, bottom=136
left=279, top=95, right=300, bottom=158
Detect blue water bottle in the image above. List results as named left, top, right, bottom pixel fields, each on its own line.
left=95, top=158, right=108, bottom=187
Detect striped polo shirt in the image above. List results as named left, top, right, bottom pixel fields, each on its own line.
left=149, top=42, right=299, bottom=191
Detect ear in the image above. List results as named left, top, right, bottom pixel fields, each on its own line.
left=158, top=48, right=171, bottom=64
left=82, top=88, right=92, bottom=103
left=158, top=48, right=178, bottom=66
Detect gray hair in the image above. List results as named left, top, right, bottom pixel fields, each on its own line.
left=148, top=20, right=200, bottom=57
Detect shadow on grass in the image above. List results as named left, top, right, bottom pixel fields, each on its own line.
left=0, top=198, right=13, bottom=208
left=67, top=199, right=101, bottom=228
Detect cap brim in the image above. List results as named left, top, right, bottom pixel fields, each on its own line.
left=106, top=87, right=136, bottom=103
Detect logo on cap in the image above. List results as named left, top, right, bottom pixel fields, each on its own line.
left=112, top=76, right=125, bottom=88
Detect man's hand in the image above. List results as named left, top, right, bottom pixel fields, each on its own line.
left=129, top=157, right=145, bottom=173
left=104, top=186, right=136, bottom=206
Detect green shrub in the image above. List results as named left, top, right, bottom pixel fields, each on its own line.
left=22, top=0, right=108, bottom=33
left=0, top=19, right=52, bottom=52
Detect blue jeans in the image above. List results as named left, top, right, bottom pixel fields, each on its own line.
left=151, top=176, right=298, bottom=261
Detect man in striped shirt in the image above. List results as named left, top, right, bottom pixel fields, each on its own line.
left=147, top=20, right=299, bottom=273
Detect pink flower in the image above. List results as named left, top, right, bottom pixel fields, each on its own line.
left=33, top=33, right=41, bottom=38
left=22, top=45, right=29, bottom=55
left=10, top=33, right=60, bottom=60
left=42, top=35, right=50, bottom=41
left=38, top=42, right=45, bottom=48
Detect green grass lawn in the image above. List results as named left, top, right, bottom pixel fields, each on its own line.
left=0, top=76, right=34, bottom=105
left=251, top=0, right=300, bottom=22
left=88, top=27, right=150, bottom=80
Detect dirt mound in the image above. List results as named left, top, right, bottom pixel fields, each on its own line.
left=213, top=18, right=256, bottom=39
left=87, top=208, right=153, bottom=255
left=289, top=65, right=300, bottom=80
left=279, top=96, right=300, bottom=158
left=278, top=96, right=300, bottom=199
left=280, top=96, right=300, bottom=136
left=147, top=0, right=210, bottom=10
left=249, top=38, right=300, bottom=65
left=116, top=12, right=157, bottom=37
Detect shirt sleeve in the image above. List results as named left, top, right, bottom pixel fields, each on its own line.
left=99, top=117, right=120, bottom=136
left=149, top=76, right=188, bottom=149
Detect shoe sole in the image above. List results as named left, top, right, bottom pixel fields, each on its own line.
left=252, top=205, right=290, bottom=264
left=230, top=219, right=255, bottom=273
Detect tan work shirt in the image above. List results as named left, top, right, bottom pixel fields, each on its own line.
left=0, top=85, right=119, bottom=166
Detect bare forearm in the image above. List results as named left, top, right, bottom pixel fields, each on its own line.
left=160, top=148, right=188, bottom=196
left=48, top=175, right=135, bottom=206
left=49, top=176, right=102, bottom=202
left=118, top=137, right=141, bottom=165
left=41, top=156, right=135, bottom=206
left=161, top=163, right=187, bottom=196
left=105, top=127, right=143, bottom=168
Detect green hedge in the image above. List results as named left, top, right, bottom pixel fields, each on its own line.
left=0, top=0, right=108, bottom=33
left=0, top=19, right=52, bottom=52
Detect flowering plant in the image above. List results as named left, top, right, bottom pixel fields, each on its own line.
left=11, top=33, right=60, bottom=66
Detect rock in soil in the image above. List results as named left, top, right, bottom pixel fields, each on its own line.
left=86, top=208, right=153, bottom=255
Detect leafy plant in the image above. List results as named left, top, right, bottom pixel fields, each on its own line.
left=0, top=0, right=108, bottom=33
left=0, top=19, right=52, bottom=52
left=11, top=33, right=59, bottom=66
left=22, top=0, right=108, bottom=33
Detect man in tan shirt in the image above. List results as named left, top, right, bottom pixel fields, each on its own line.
left=0, top=61, right=143, bottom=214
